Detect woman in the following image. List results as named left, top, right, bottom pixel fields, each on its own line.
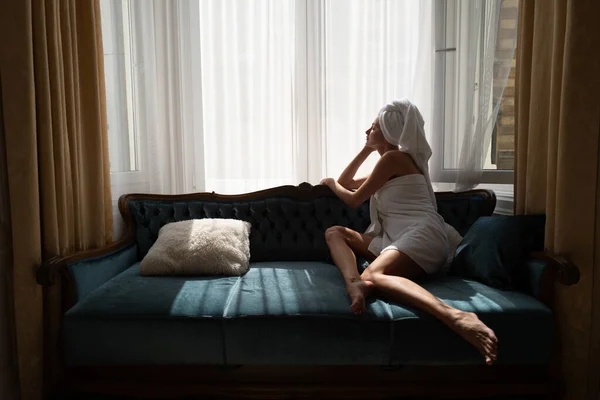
left=320, top=99, right=498, bottom=365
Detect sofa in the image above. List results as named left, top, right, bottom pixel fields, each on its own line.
left=38, top=183, right=580, bottom=399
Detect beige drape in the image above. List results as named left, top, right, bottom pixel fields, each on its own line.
left=0, top=1, right=113, bottom=399
left=515, top=1, right=600, bottom=399
left=0, top=79, right=18, bottom=400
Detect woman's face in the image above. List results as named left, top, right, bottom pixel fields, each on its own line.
left=365, top=117, right=386, bottom=148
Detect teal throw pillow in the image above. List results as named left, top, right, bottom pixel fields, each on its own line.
left=449, top=215, right=545, bottom=290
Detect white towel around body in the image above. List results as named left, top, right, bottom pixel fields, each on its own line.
left=364, top=174, right=449, bottom=275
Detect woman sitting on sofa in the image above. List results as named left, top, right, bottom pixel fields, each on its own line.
left=319, top=99, right=498, bottom=365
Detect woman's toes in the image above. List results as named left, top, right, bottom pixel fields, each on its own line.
left=450, top=311, right=499, bottom=365
left=485, top=338, right=496, bottom=349
left=484, top=344, right=497, bottom=364
left=349, top=298, right=364, bottom=314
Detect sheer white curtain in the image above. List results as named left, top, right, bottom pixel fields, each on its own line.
left=130, top=0, right=204, bottom=194
left=323, top=0, right=433, bottom=179
left=453, top=0, right=517, bottom=191
left=199, top=0, right=297, bottom=193
left=110, top=0, right=433, bottom=197
left=199, top=0, right=432, bottom=192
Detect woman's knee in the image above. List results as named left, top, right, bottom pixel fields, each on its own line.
left=325, top=225, right=346, bottom=243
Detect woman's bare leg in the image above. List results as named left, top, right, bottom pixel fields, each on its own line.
left=324, top=226, right=377, bottom=314
left=361, top=250, right=499, bottom=365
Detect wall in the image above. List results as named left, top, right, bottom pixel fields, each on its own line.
left=492, top=0, right=518, bottom=170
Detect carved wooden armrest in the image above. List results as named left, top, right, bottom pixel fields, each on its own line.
left=528, top=251, right=580, bottom=285
left=525, top=251, right=580, bottom=308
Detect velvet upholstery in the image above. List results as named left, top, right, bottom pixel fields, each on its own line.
left=62, top=190, right=555, bottom=367
left=435, top=195, right=493, bottom=236
left=221, top=261, right=393, bottom=365
left=127, top=192, right=492, bottom=261
left=64, top=262, right=234, bottom=365
left=68, top=244, right=138, bottom=302
left=128, top=198, right=371, bottom=261
left=64, top=262, right=553, bottom=366
left=387, top=277, right=553, bottom=365
left=450, top=215, right=546, bottom=290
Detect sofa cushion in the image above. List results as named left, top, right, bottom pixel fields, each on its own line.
left=450, top=215, right=546, bottom=289
left=388, top=277, right=554, bottom=365
left=64, top=261, right=553, bottom=366
left=64, top=263, right=238, bottom=365
left=222, top=261, right=394, bottom=365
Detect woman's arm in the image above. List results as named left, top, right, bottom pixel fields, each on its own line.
left=323, top=152, right=396, bottom=208
left=337, top=146, right=375, bottom=190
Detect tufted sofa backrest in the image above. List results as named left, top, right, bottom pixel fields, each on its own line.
left=120, top=184, right=496, bottom=262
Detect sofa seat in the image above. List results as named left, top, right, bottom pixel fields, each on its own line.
left=64, top=261, right=554, bottom=366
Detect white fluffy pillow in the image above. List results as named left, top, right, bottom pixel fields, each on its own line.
left=444, top=222, right=464, bottom=268
left=140, top=219, right=251, bottom=276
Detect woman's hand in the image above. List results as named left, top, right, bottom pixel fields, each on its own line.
left=319, top=177, right=336, bottom=189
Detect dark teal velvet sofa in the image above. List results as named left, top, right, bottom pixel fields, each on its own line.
left=38, top=183, right=579, bottom=399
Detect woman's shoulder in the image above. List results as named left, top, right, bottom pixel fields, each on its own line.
left=383, top=150, right=411, bottom=160
left=381, top=150, right=421, bottom=175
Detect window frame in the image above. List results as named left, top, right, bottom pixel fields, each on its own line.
left=103, top=0, right=149, bottom=199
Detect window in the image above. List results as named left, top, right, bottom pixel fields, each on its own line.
left=431, top=0, right=516, bottom=186
left=100, top=0, right=517, bottom=199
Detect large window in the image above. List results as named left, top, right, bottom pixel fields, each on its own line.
left=100, top=0, right=516, bottom=199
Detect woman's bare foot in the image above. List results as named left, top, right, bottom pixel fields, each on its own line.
left=347, top=279, right=375, bottom=315
left=449, top=311, right=498, bottom=365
